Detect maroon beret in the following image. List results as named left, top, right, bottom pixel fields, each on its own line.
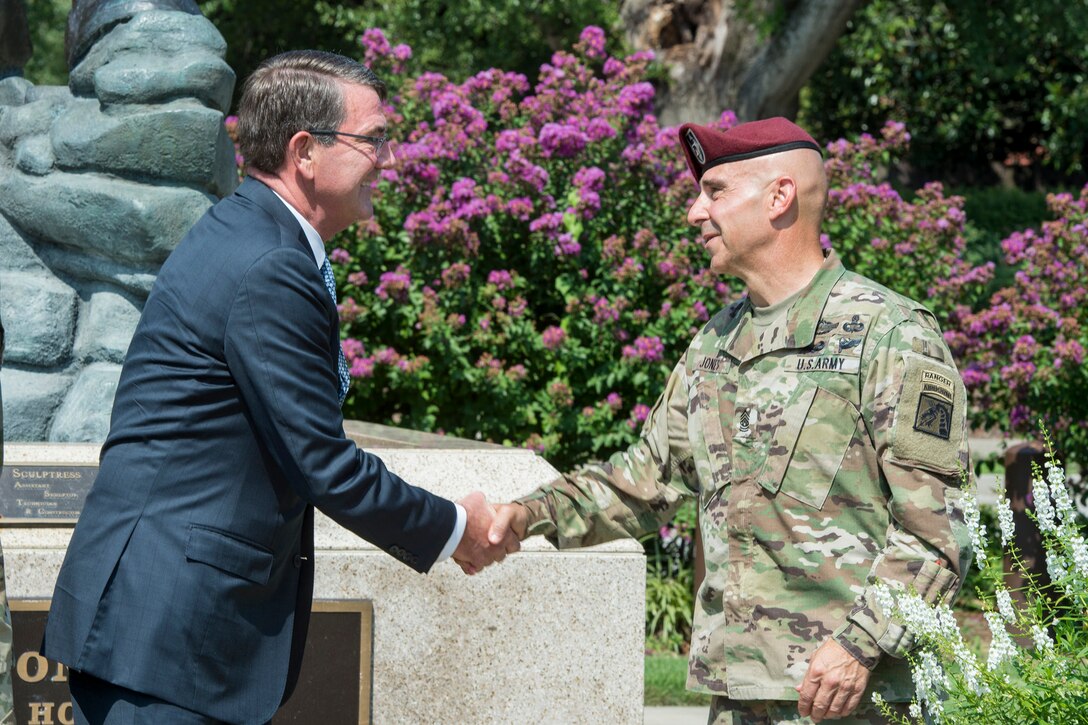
left=678, top=117, right=822, bottom=183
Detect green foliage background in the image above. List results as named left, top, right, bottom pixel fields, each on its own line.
left=800, top=0, right=1088, bottom=181
left=197, top=0, right=622, bottom=106
left=21, top=0, right=68, bottom=86
left=22, top=1, right=1088, bottom=192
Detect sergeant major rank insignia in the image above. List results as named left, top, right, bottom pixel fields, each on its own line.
left=913, top=369, right=955, bottom=439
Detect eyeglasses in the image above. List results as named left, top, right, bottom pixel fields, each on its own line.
left=308, top=129, right=388, bottom=156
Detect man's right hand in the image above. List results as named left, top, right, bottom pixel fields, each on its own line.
left=453, top=492, right=520, bottom=575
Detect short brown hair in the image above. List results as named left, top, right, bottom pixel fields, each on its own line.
left=236, top=50, right=387, bottom=174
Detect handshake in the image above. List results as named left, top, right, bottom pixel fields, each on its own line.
left=451, top=492, right=529, bottom=575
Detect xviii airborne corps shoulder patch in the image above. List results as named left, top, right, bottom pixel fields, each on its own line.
left=913, top=369, right=954, bottom=439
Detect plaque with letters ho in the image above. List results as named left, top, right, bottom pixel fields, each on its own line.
left=10, top=599, right=374, bottom=725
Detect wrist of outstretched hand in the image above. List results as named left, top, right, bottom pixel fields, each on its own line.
left=833, top=622, right=882, bottom=671
left=514, top=494, right=556, bottom=537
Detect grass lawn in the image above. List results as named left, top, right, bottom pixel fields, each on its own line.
left=644, top=654, right=712, bottom=706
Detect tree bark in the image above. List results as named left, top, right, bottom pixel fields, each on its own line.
left=621, top=0, right=865, bottom=125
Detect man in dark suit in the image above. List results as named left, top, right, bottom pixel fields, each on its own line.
left=42, top=50, right=515, bottom=725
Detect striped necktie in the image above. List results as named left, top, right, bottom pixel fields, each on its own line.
left=319, top=258, right=350, bottom=406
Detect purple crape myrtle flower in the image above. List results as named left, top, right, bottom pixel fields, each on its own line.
left=554, top=234, right=582, bottom=257
left=585, top=117, right=617, bottom=142
left=538, top=122, right=589, bottom=158
left=622, top=335, right=665, bottom=362
left=487, top=269, right=515, bottom=290
left=349, top=357, right=375, bottom=378
left=529, top=212, right=565, bottom=236
left=627, top=403, right=651, bottom=430
left=359, top=28, right=392, bottom=67
left=541, top=325, right=566, bottom=350
left=341, top=338, right=365, bottom=361
left=578, top=26, right=607, bottom=60
left=375, top=267, right=412, bottom=301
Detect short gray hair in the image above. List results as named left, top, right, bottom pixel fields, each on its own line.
left=236, top=50, right=387, bottom=174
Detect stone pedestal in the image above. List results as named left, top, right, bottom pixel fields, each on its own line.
left=1, top=431, right=645, bottom=724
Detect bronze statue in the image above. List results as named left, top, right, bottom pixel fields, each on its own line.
left=66, top=0, right=201, bottom=69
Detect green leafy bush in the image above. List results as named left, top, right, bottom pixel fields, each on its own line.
left=821, top=122, right=994, bottom=315
left=299, top=31, right=1000, bottom=471
left=959, top=188, right=1051, bottom=241
left=324, top=28, right=734, bottom=469
left=643, top=499, right=697, bottom=654
left=802, top=1, right=1088, bottom=177
left=201, top=0, right=621, bottom=107
left=644, top=567, right=694, bottom=655
left=959, top=186, right=1052, bottom=293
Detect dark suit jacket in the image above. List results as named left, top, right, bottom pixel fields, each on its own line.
left=42, top=178, right=456, bottom=724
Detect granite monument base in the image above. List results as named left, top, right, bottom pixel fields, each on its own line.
left=1, top=427, right=644, bottom=724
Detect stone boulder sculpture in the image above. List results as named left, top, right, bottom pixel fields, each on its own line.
left=0, top=2, right=237, bottom=442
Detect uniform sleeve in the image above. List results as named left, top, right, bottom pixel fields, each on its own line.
left=517, top=357, right=700, bottom=549
left=834, top=312, right=972, bottom=666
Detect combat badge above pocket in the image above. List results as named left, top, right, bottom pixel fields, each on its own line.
left=891, top=353, right=966, bottom=476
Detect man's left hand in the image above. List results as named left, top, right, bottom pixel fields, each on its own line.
left=796, top=638, right=871, bottom=722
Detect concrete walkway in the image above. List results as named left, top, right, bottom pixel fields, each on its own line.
left=644, top=706, right=706, bottom=725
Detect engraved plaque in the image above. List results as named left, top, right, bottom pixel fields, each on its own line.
left=0, top=465, right=96, bottom=524
left=274, top=600, right=374, bottom=724
left=10, top=602, right=73, bottom=725
left=10, top=600, right=373, bottom=724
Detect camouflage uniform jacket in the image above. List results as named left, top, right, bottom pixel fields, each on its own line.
left=518, top=251, right=971, bottom=702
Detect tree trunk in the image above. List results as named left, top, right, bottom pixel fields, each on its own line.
left=621, top=0, right=864, bottom=126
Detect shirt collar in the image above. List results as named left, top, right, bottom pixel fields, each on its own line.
left=722, top=249, right=846, bottom=363
left=269, top=189, right=325, bottom=268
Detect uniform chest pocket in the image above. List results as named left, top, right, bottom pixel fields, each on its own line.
left=777, top=385, right=861, bottom=509
left=692, top=377, right=733, bottom=497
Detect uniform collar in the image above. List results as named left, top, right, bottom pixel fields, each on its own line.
left=722, top=250, right=846, bottom=364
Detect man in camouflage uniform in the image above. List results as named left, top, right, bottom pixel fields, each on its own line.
left=0, top=303, right=12, bottom=724
left=490, top=118, right=971, bottom=724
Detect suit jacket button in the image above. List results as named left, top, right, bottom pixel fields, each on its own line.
left=293, top=554, right=303, bottom=568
